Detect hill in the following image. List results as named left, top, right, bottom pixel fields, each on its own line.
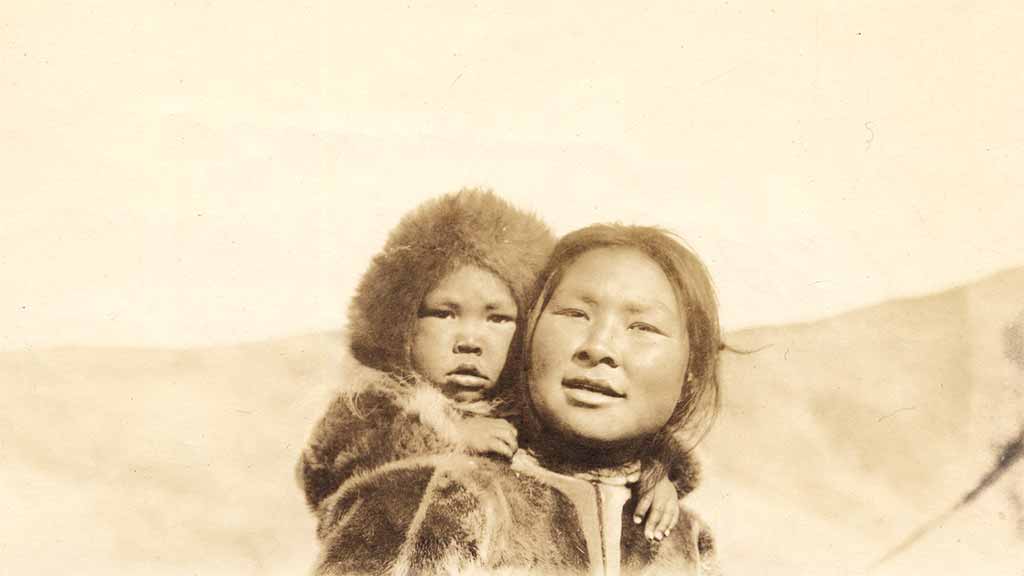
left=3, top=268, right=1022, bottom=574
left=691, top=267, right=1024, bottom=574
left=1, top=333, right=345, bottom=574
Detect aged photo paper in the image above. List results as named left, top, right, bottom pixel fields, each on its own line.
left=3, top=2, right=1022, bottom=574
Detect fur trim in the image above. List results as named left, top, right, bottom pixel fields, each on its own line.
left=348, top=189, right=555, bottom=373
left=396, top=382, right=465, bottom=447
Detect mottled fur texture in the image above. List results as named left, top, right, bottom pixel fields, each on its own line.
left=348, top=188, right=555, bottom=374
left=298, top=359, right=468, bottom=515
left=298, top=347, right=703, bottom=523
left=299, top=363, right=718, bottom=576
left=312, top=419, right=718, bottom=575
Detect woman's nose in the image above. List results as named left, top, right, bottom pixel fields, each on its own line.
left=572, top=322, right=619, bottom=368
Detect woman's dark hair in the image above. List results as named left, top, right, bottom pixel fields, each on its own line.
left=522, top=224, right=722, bottom=492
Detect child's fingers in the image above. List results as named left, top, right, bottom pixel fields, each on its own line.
left=500, top=421, right=518, bottom=438
left=634, top=492, right=654, bottom=526
left=498, top=433, right=518, bottom=457
left=643, top=502, right=659, bottom=537
left=655, top=501, right=678, bottom=540
left=496, top=423, right=518, bottom=451
left=489, top=437, right=514, bottom=458
left=644, top=505, right=666, bottom=540
left=486, top=426, right=516, bottom=455
left=496, top=425, right=518, bottom=447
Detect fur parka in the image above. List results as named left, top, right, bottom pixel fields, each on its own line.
left=347, top=189, right=555, bottom=374
left=301, top=188, right=554, bottom=517
left=298, top=358, right=477, bottom=513
left=298, top=365, right=719, bottom=576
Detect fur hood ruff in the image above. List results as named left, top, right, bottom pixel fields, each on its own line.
left=347, top=189, right=555, bottom=374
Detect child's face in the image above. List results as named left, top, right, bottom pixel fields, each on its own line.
left=528, top=247, right=690, bottom=448
left=411, top=264, right=518, bottom=402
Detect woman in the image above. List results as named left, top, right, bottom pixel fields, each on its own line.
left=314, top=224, right=722, bottom=576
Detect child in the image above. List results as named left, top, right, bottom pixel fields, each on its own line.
left=298, top=189, right=689, bottom=544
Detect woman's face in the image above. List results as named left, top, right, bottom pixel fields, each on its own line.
left=528, top=247, right=690, bottom=449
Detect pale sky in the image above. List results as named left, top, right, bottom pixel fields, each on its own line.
left=3, top=1, right=1021, bottom=350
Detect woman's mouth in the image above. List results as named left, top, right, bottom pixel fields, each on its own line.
left=562, top=377, right=625, bottom=406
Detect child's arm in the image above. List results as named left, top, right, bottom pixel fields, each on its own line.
left=633, top=434, right=702, bottom=541
left=633, top=465, right=680, bottom=541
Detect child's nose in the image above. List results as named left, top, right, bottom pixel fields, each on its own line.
left=454, top=340, right=483, bottom=355
left=453, top=323, right=484, bottom=355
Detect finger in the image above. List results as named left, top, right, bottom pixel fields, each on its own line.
left=655, top=502, right=677, bottom=539
left=497, top=426, right=518, bottom=447
left=668, top=502, right=679, bottom=532
left=497, top=421, right=518, bottom=441
left=488, top=428, right=513, bottom=449
left=490, top=438, right=514, bottom=458
left=634, top=492, right=654, bottom=525
left=645, top=506, right=664, bottom=540
left=498, top=434, right=517, bottom=457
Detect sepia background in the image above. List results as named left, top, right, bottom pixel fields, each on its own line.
left=3, top=1, right=1022, bottom=574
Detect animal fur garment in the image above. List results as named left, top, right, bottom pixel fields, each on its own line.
left=347, top=188, right=555, bottom=374
left=298, top=365, right=719, bottom=576
left=297, top=360, right=470, bottom=513
left=313, top=449, right=719, bottom=576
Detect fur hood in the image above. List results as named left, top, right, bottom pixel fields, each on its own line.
left=348, top=189, right=555, bottom=374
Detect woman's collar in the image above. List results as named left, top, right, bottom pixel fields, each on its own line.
left=513, top=447, right=641, bottom=486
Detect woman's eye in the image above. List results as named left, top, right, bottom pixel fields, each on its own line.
left=630, top=322, right=662, bottom=335
left=420, top=308, right=453, bottom=319
left=488, top=314, right=515, bottom=324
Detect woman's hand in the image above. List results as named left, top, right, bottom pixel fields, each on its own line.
left=455, top=416, right=519, bottom=458
left=633, top=475, right=680, bottom=541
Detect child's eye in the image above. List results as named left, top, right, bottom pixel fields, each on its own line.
left=554, top=308, right=588, bottom=320
left=488, top=314, right=515, bottom=324
left=420, top=308, right=454, bottom=319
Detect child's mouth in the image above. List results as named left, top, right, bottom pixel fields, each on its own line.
left=447, top=365, right=489, bottom=388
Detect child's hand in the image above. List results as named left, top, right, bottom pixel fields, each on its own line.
left=455, top=416, right=518, bottom=458
left=633, top=475, right=679, bottom=541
